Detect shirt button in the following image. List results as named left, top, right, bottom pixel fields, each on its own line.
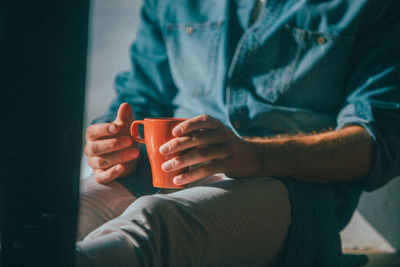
left=317, top=36, right=327, bottom=45
left=233, top=121, right=241, bottom=129
left=186, top=26, right=194, bottom=35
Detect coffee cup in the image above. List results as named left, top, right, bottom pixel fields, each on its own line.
left=130, top=118, right=187, bottom=188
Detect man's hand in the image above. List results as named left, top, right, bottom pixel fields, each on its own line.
left=159, top=115, right=258, bottom=185
left=159, top=114, right=373, bottom=185
left=85, top=103, right=139, bottom=184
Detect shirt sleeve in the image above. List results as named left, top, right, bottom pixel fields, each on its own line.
left=336, top=2, right=400, bottom=191
left=93, top=0, right=177, bottom=124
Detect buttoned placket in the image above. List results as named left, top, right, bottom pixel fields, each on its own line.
left=225, top=0, right=283, bottom=136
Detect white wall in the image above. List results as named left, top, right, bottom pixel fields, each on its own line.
left=85, top=0, right=143, bottom=128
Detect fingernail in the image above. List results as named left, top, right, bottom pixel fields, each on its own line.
left=159, top=144, right=169, bottom=154
left=129, top=149, right=138, bottom=158
left=174, top=175, right=184, bottom=185
left=108, top=124, right=118, bottom=134
left=162, top=161, right=172, bottom=171
left=173, top=127, right=183, bottom=137
left=115, top=165, right=122, bottom=172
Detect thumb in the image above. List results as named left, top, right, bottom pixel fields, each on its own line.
left=114, top=103, right=134, bottom=125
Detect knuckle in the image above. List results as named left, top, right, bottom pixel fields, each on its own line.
left=190, top=132, right=201, bottom=143
left=199, top=114, right=211, bottom=122
left=169, top=139, right=179, bottom=149
left=87, top=157, right=96, bottom=169
left=87, top=143, right=97, bottom=155
left=109, top=139, right=119, bottom=150
left=85, top=125, right=94, bottom=140
left=195, top=149, right=208, bottom=159
left=94, top=157, right=106, bottom=168
left=173, top=156, right=183, bottom=166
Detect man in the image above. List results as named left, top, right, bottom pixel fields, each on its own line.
left=77, top=0, right=400, bottom=266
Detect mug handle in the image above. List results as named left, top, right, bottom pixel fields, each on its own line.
left=130, top=120, right=145, bottom=143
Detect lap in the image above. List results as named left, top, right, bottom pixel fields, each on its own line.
left=79, top=176, right=291, bottom=266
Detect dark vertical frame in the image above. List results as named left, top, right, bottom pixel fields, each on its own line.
left=1, top=1, right=89, bottom=266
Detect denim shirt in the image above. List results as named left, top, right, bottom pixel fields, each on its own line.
left=97, top=0, right=400, bottom=265
left=97, top=0, right=400, bottom=191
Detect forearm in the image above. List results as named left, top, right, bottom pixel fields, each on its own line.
left=248, top=125, right=374, bottom=183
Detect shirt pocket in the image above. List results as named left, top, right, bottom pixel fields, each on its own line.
left=163, top=20, right=224, bottom=97
left=252, top=24, right=355, bottom=108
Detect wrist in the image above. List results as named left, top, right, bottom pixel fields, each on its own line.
left=243, top=140, right=267, bottom=177
left=245, top=138, right=292, bottom=178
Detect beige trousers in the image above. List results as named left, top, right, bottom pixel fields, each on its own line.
left=76, top=175, right=291, bottom=266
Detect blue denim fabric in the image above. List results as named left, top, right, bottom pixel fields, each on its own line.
left=96, top=0, right=400, bottom=190
left=95, top=0, right=400, bottom=265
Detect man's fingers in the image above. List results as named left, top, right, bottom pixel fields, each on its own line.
left=161, top=144, right=230, bottom=172
left=94, top=164, right=124, bottom=184
left=172, top=114, right=221, bottom=137
left=114, top=103, right=134, bottom=124
left=85, top=137, right=133, bottom=156
left=172, top=160, right=224, bottom=185
left=86, top=123, right=119, bottom=141
left=86, top=103, right=135, bottom=142
left=159, top=128, right=228, bottom=155
left=88, top=148, right=139, bottom=170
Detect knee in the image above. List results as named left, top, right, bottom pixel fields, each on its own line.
left=126, top=194, right=181, bottom=223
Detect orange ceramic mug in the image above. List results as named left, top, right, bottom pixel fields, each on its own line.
left=130, top=118, right=187, bottom=188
